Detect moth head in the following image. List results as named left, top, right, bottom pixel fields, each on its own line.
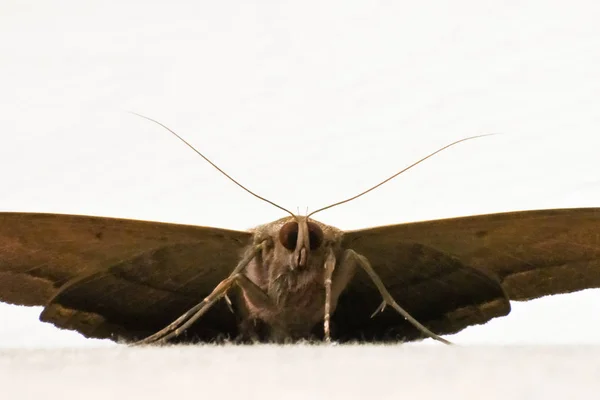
left=252, top=215, right=344, bottom=278
left=277, top=216, right=324, bottom=270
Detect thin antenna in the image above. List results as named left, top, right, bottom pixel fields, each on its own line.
left=308, top=134, right=498, bottom=217
left=130, top=112, right=295, bottom=217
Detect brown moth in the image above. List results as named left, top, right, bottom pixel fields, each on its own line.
left=1, top=118, right=600, bottom=345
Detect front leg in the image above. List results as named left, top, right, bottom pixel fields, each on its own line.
left=323, top=248, right=336, bottom=342
left=135, top=243, right=269, bottom=345
left=139, top=272, right=275, bottom=345
left=328, top=249, right=452, bottom=345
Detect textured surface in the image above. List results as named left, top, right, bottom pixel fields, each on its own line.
left=1, top=345, right=599, bottom=400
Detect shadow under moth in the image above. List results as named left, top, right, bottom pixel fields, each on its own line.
left=1, top=117, right=599, bottom=345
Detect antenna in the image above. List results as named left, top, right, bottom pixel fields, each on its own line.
left=130, top=112, right=295, bottom=217
left=308, top=134, right=498, bottom=217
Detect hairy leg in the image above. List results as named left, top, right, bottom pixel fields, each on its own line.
left=134, top=243, right=269, bottom=345
left=328, top=249, right=452, bottom=345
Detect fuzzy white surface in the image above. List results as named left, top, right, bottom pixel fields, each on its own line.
left=1, top=345, right=599, bottom=400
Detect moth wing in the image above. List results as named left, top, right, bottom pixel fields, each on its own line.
left=338, top=207, right=600, bottom=341
left=0, top=212, right=252, bottom=342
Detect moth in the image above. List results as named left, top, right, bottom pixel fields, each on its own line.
left=2, top=117, right=600, bottom=345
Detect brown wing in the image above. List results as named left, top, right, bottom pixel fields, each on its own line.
left=0, top=212, right=252, bottom=342
left=336, top=208, right=600, bottom=342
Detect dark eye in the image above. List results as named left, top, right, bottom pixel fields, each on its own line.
left=308, top=222, right=323, bottom=250
left=279, top=221, right=298, bottom=250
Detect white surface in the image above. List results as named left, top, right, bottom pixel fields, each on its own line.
left=1, top=0, right=600, bottom=351
left=1, top=345, right=600, bottom=399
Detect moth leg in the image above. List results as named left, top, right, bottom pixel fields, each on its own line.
left=144, top=272, right=272, bottom=344
left=134, top=243, right=264, bottom=345
left=341, top=249, right=453, bottom=345
left=370, top=301, right=386, bottom=318
left=323, top=248, right=336, bottom=342
left=168, top=273, right=274, bottom=343
left=224, top=294, right=234, bottom=313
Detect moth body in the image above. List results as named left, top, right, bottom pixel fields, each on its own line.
left=242, top=216, right=347, bottom=342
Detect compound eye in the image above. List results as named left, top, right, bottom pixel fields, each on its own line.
left=279, top=221, right=299, bottom=250
left=307, top=222, right=323, bottom=250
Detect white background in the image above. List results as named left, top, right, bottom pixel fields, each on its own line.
left=1, top=0, right=600, bottom=349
